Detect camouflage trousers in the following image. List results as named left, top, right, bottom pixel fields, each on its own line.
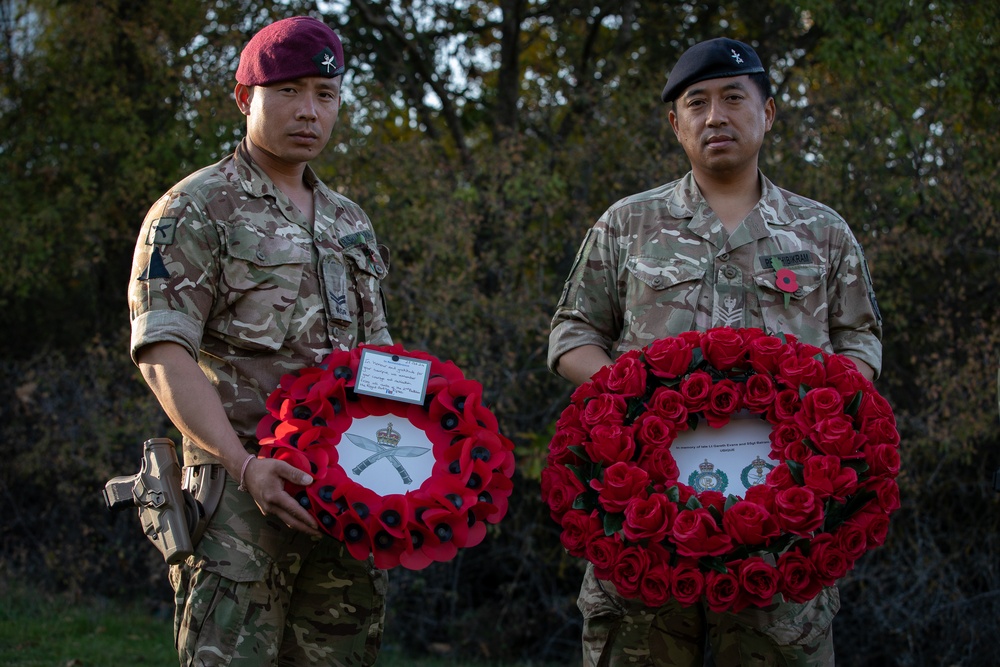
left=578, top=563, right=839, bottom=667
left=168, top=470, right=388, bottom=667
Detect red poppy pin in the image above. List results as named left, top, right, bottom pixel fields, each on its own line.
left=771, top=258, right=798, bottom=308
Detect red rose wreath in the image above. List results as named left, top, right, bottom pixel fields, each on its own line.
left=541, top=327, right=900, bottom=612
left=256, top=344, right=516, bottom=570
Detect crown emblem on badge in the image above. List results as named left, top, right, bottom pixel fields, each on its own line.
left=731, top=49, right=744, bottom=65
left=699, top=458, right=715, bottom=472
left=377, top=423, right=401, bottom=448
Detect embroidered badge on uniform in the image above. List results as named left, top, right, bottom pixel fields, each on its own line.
left=146, top=218, right=177, bottom=246
left=138, top=247, right=170, bottom=281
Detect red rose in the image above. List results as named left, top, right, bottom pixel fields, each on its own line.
left=547, top=426, right=587, bottom=466
left=702, top=328, right=747, bottom=370
left=623, top=494, right=677, bottom=542
left=590, top=461, right=650, bottom=513
left=738, top=556, right=781, bottom=607
left=777, top=550, right=824, bottom=603
left=743, top=373, right=778, bottom=412
left=863, top=443, right=901, bottom=478
left=611, top=545, right=649, bottom=598
left=862, top=418, right=901, bottom=448
left=580, top=393, right=627, bottom=430
left=723, top=500, right=781, bottom=546
left=586, top=535, right=623, bottom=580
left=774, top=487, right=825, bottom=536
left=633, top=412, right=676, bottom=450
left=699, top=490, right=726, bottom=514
left=777, top=354, right=826, bottom=390
left=605, top=350, right=648, bottom=398
left=636, top=444, right=681, bottom=485
left=835, top=521, right=869, bottom=560
left=672, top=482, right=697, bottom=505
left=846, top=506, right=891, bottom=548
left=641, top=560, right=674, bottom=606
left=540, top=465, right=586, bottom=520
left=824, top=354, right=868, bottom=397
left=748, top=334, right=791, bottom=375
left=811, top=416, right=865, bottom=459
left=770, top=421, right=806, bottom=461
left=767, top=389, right=802, bottom=423
left=670, top=562, right=706, bottom=606
left=556, top=403, right=584, bottom=431
left=809, top=533, right=850, bottom=586
left=558, top=509, right=601, bottom=557
left=670, top=507, right=733, bottom=558
left=679, top=371, right=713, bottom=412
left=802, top=455, right=859, bottom=501
left=858, top=390, right=896, bottom=427
left=705, top=569, right=742, bottom=613
left=864, top=478, right=901, bottom=513
left=744, top=484, right=777, bottom=513
left=796, top=387, right=845, bottom=427
left=585, top=423, right=637, bottom=465
left=570, top=382, right=603, bottom=405
left=646, top=387, right=689, bottom=427
left=704, top=379, right=743, bottom=427
left=738, top=328, right=766, bottom=347
left=644, top=336, right=694, bottom=379
left=764, top=463, right=797, bottom=491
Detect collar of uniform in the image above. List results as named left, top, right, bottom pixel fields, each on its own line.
left=233, top=139, right=322, bottom=229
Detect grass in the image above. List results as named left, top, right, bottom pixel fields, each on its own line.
left=0, top=580, right=567, bottom=667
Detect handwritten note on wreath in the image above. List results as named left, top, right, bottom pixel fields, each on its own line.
left=354, top=349, right=432, bottom=405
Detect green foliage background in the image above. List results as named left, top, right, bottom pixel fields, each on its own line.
left=1, top=1, right=998, bottom=665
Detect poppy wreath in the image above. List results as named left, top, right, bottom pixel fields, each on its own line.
left=256, top=344, right=516, bottom=570
left=541, top=327, right=900, bottom=612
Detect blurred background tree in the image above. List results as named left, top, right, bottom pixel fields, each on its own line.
left=1, top=0, right=997, bottom=665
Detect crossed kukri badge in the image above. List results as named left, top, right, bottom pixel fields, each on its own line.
left=346, top=422, right=429, bottom=485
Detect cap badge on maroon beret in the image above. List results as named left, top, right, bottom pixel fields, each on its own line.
left=313, top=47, right=345, bottom=77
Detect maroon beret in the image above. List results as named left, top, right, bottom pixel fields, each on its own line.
left=236, top=16, right=345, bottom=86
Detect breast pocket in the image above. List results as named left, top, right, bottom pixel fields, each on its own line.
left=623, top=257, right=705, bottom=342
left=320, top=242, right=389, bottom=339
left=753, top=264, right=832, bottom=347
left=212, top=223, right=310, bottom=351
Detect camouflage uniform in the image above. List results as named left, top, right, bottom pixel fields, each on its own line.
left=549, top=172, right=882, bottom=666
left=129, top=139, right=391, bottom=666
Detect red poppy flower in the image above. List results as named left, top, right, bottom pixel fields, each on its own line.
left=775, top=268, right=799, bottom=293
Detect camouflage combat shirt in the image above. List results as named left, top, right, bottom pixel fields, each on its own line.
left=129, top=140, right=391, bottom=464
left=549, top=171, right=882, bottom=374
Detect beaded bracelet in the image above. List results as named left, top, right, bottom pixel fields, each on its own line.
left=237, top=453, right=256, bottom=492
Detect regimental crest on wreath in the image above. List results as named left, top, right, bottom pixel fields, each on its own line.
left=740, top=455, right=775, bottom=489
left=346, top=421, right=429, bottom=485
left=688, top=458, right=729, bottom=493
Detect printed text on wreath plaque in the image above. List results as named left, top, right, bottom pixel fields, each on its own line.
left=670, top=415, right=775, bottom=497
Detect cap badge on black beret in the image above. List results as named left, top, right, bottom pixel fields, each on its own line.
left=731, top=49, right=744, bottom=64
left=313, top=47, right=345, bottom=77
left=660, top=37, right=766, bottom=103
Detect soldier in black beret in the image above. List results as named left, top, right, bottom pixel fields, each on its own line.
left=550, top=35, right=881, bottom=667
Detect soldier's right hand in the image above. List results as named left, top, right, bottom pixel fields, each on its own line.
left=241, top=457, right=322, bottom=537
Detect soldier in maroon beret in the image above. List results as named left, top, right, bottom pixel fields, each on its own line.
left=128, top=15, right=392, bottom=666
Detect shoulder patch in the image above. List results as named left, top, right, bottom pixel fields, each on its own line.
left=147, top=218, right=178, bottom=246
left=138, top=247, right=170, bottom=281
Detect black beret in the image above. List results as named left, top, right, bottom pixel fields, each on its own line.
left=661, top=38, right=765, bottom=103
